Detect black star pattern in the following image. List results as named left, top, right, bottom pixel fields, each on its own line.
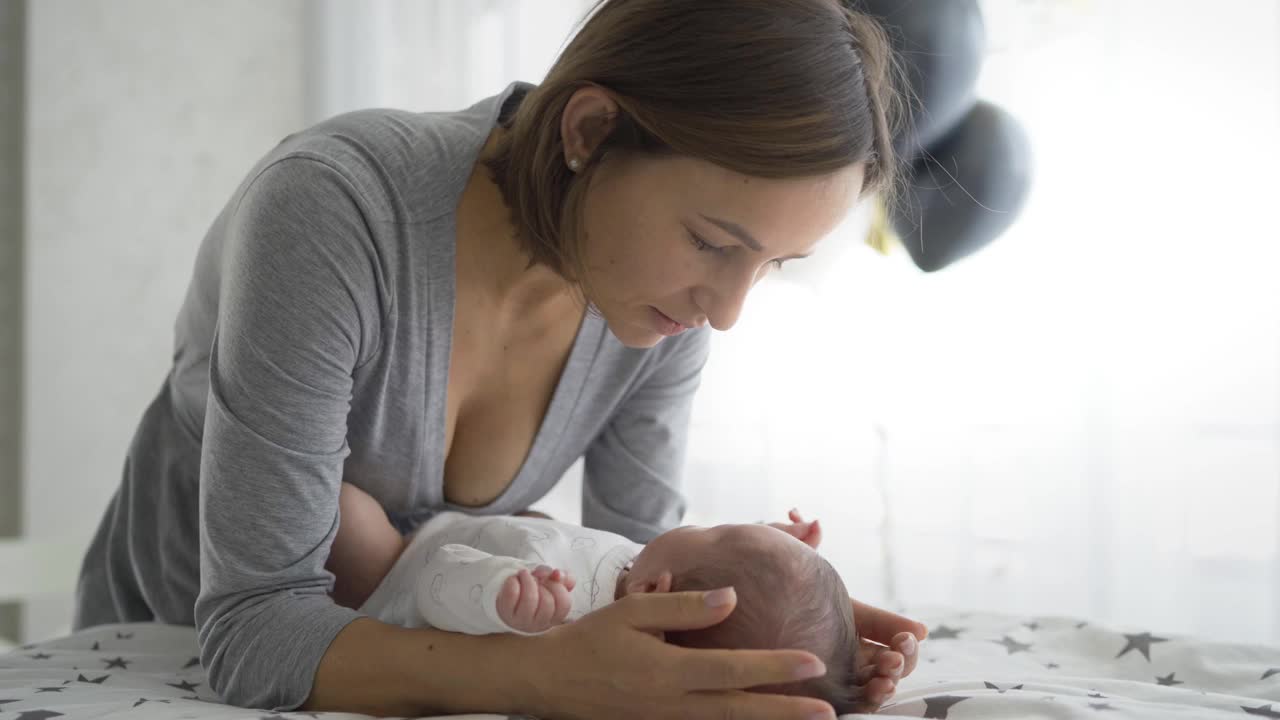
left=0, top=698, right=20, bottom=706
left=1045, top=662, right=1061, bottom=669
left=103, top=656, right=131, bottom=669
left=115, top=632, right=133, bottom=639
left=34, top=687, right=65, bottom=693
left=1089, top=702, right=1117, bottom=711
left=1076, top=621, right=1089, bottom=629
left=983, top=682, right=1023, bottom=693
left=182, top=656, right=201, bottom=669
left=922, top=695, right=969, bottom=719
left=1155, top=672, right=1183, bottom=686
left=1243, top=704, right=1280, bottom=718
left=132, top=698, right=172, bottom=708
left=168, top=680, right=200, bottom=693
left=28, top=653, right=51, bottom=660
left=1115, top=632, right=1168, bottom=662
left=1089, top=691, right=1107, bottom=698
left=1263, top=668, right=1280, bottom=680
left=927, top=657, right=938, bottom=663
left=1024, top=621, right=1041, bottom=631
left=16, top=712, right=65, bottom=720
left=77, top=674, right=109, bottom=684
left=992, top=635, right=1033, bottom=654
left=90, top=641, right=99, bottom=651
left=930, top=625, right=965, bottom=640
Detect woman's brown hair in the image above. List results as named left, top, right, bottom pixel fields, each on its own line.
left=484, top=0, right=906, bottom=294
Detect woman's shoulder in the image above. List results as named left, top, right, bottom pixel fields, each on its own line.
left=256, top=87, right=521, bottom=225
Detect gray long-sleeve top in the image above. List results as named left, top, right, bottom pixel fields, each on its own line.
left=72, top=82, right=711, bottom=711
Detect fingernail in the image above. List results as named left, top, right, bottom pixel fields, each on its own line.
left=794, top=659, right=827, bottom=679
left=900, top=635, right=917, bottom=656
left=705, top=587, right=736, bottom=607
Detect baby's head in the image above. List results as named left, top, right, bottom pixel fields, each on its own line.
left=618, top=523, right=869, bottom=712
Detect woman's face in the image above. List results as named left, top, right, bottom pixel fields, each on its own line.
left=578, top=152, right=864, bottom=348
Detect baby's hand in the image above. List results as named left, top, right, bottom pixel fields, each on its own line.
left=767, top=508, right=822, bottom=549
left=496, top=565, right=575, bottom=633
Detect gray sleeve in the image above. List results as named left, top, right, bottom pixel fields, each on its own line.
left=582, top=326, right=712, bottom=543
left=194, top=156, right=384, bottom=711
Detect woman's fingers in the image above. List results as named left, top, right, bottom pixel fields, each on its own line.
left=851, top=598, right=928, bottom=645
left=619, top=587, right=741, bottom=633
left=673, top=648, right=827, bottom=691
left=686, top=689, right=836, bottom=720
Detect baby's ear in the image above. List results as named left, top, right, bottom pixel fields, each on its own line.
left=626, top=569, right=674, bottom=595
left=654, top=570, right=673, bottom=593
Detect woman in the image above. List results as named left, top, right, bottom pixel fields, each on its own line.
left=73, top=0, right=927, bottom=717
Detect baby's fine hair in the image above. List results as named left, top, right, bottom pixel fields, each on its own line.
left=664, top=539, right=865, bottom=713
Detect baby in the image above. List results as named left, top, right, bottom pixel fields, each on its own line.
left=328, top=484, right=872, bottom=714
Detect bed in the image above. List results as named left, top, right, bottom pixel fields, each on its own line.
left=3, top=605, right=1279, bottom=719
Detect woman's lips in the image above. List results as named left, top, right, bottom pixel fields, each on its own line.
left=650, top=306, right=688, bottom=336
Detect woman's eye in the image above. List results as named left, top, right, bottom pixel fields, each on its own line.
left=688, top=231, right=725, bottom=253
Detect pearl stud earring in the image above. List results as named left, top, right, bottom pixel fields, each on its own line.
left=568, top=158, right=582, bottom=171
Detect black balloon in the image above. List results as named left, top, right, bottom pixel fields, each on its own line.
left=892, top=100, right=1033, bottom=272
left=848, top=0, right=1033, bottom=271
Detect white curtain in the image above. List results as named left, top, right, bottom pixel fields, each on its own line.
left=315, top=0, right=1280, bottom=646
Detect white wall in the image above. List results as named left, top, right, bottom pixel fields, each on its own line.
left=21, top=0, right=307, bottom=642
left=0, top=0, right=27, bottom=644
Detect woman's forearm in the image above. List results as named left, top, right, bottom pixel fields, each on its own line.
left=302, top=617, right=539, bottom=716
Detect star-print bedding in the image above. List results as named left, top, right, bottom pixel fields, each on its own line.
left=2, top=608, right=1279, bottom=719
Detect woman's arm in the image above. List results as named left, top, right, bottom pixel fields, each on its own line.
left=309, top=589, right=841, bottom=720
left=303, top=618, right=537, bottom=716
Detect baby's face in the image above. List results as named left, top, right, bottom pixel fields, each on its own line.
left=620, top=522, right=814, bottom=596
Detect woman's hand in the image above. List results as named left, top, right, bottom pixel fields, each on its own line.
left=521, top=587, right=840, bottom=720
left=847, top=600, right=929, bottom=710
left=767, top=508, right=822, bottom=549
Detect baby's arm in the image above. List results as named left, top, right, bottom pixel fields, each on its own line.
left=417, top=543, right=575, bottom=635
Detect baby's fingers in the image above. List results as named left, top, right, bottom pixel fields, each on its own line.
left=514, top=569, right=541, bottom=625
left=496, top=575, right=521, bottom=621
left=532, top=584, right=558, bottom=629
left=549, top=581, right=573, bottom=624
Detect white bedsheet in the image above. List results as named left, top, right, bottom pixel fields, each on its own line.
left=2, top=607, right=1279, bottom=719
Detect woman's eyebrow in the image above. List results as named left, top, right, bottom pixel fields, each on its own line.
left=699, top=214, right=762, bottom=251
left=699, top=213, right=812, bottom=261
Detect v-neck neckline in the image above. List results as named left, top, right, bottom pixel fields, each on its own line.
left=425, top=83, right=604, bottom=515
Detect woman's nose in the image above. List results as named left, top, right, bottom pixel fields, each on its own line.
left=694, top=266, right=757, bottom=332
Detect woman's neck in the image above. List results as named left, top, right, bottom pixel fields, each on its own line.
left=455, top=129, right=578, bottom=323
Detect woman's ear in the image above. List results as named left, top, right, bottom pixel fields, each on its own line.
left=559, top=84, right=619, bottom=168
